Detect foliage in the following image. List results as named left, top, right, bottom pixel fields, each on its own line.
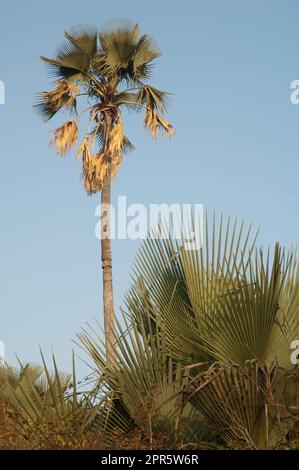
left=0, top=353, right=101, bottom=449
left=35, top=21, right=174, bottom=194
left=2, top=213, right=299, bottom=449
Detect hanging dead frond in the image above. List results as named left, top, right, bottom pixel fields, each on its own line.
left=35, top=80, right=79, bottom=121
left=76, top=136, right=90, bottom=160
left=81, top=110, right=125, bottom=194
left=144, top=109, right=175, bottom=140
left=78, top=127, right=110, bottom=194
left=50, top=120, right=78, bottom=156
left=138, top=86, right=169, bottom=114
left=108, top=111, right=124, bottom=166
left=144, top=109, right=158, bottom=139
left=156, top=115, right=175, bottom=139
left=82, top=150, right=108, bottom=194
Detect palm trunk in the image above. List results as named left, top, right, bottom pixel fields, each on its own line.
left=101, top=112, right=116, bottom=364
left=101, top=177, right=115, bottom=364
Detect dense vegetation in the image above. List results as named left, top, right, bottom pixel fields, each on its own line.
left=1, top=215, right=299, bottom=450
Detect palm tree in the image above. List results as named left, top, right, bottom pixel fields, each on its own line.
left=36, top=21, right=174, bottom=363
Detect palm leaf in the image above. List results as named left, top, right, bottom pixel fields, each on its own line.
left=41, top=25, right=98, bottom=81
left=98, top=21, right=160, bottom=84
left=187, top=360, right=299, bottom=449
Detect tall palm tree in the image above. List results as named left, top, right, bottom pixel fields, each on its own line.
left=36, top=21, right=174, bottom=363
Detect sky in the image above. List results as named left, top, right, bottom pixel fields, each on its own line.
left=1, top=0, right=299, bottom=377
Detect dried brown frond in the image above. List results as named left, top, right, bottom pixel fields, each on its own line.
left=35, top=80, right=79, bottom=121
left=81, top=111, right=124, bottom=194
left=156, top=115, right=175, bottom=139
left=144, top=109, right=158, bottom=139
left=108, top=112, right=124, bottom=179
left=144, top=109, right=175, bottom=140
left=108, top=113, right=124, bottom=158
left=76, top=136, right=90, bottom=160
left=77, top=135, right=103, bottom=194
left=82, top=151, right=108, bottom=194
left=50, top=120, right=78, bottom=156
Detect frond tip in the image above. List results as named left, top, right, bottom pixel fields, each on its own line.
left=50, top=120, right=78, bottom=156
left=144, top=110, right=175, bottom=140
left=98, top=21, right=160, bottom=84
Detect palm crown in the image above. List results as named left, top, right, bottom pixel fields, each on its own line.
left=36, top=22, right=174, bottom=194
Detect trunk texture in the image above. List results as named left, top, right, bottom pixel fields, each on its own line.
left=101, top=178, right=115, bottom=364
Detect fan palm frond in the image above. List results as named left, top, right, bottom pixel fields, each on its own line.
left=187, top=360, right=299, bottom=449
left=138, top=86, right=169, bottom=113
left=64, top=24, right=98, bottom=56
left=126, top=214, right=257, bottom=361
left=34, top=80, right=79, bottom=121
left=77, top=309, right=209, bottom=448
left=41, top=25, right=98, bottom=81
left=98, top=21, right=160, bottom=84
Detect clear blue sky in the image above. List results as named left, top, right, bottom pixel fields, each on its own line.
left=1, top=0, right=299, bottom=376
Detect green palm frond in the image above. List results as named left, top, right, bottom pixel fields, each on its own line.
left=115, top=91, right=141, bottom=110
left=187, top=360, right=299, bottom=449
left=98, top=21, right=160, bottom=85
left=77, top=310, right=209, bottom=448
left=127, top=212, right=299, bottom=369
left=138, top=86, right=169, bottom=114
left=122, top=135, right=135, bottom=153
left=194, top=244, right=297, bottom=364
left=41, top=25, right=98, bottom=81
left=126, top=213, right=258, bottom=362
left=64, top=24, right=98, bottom=55
left=121, top=211, right=299, bottom=448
